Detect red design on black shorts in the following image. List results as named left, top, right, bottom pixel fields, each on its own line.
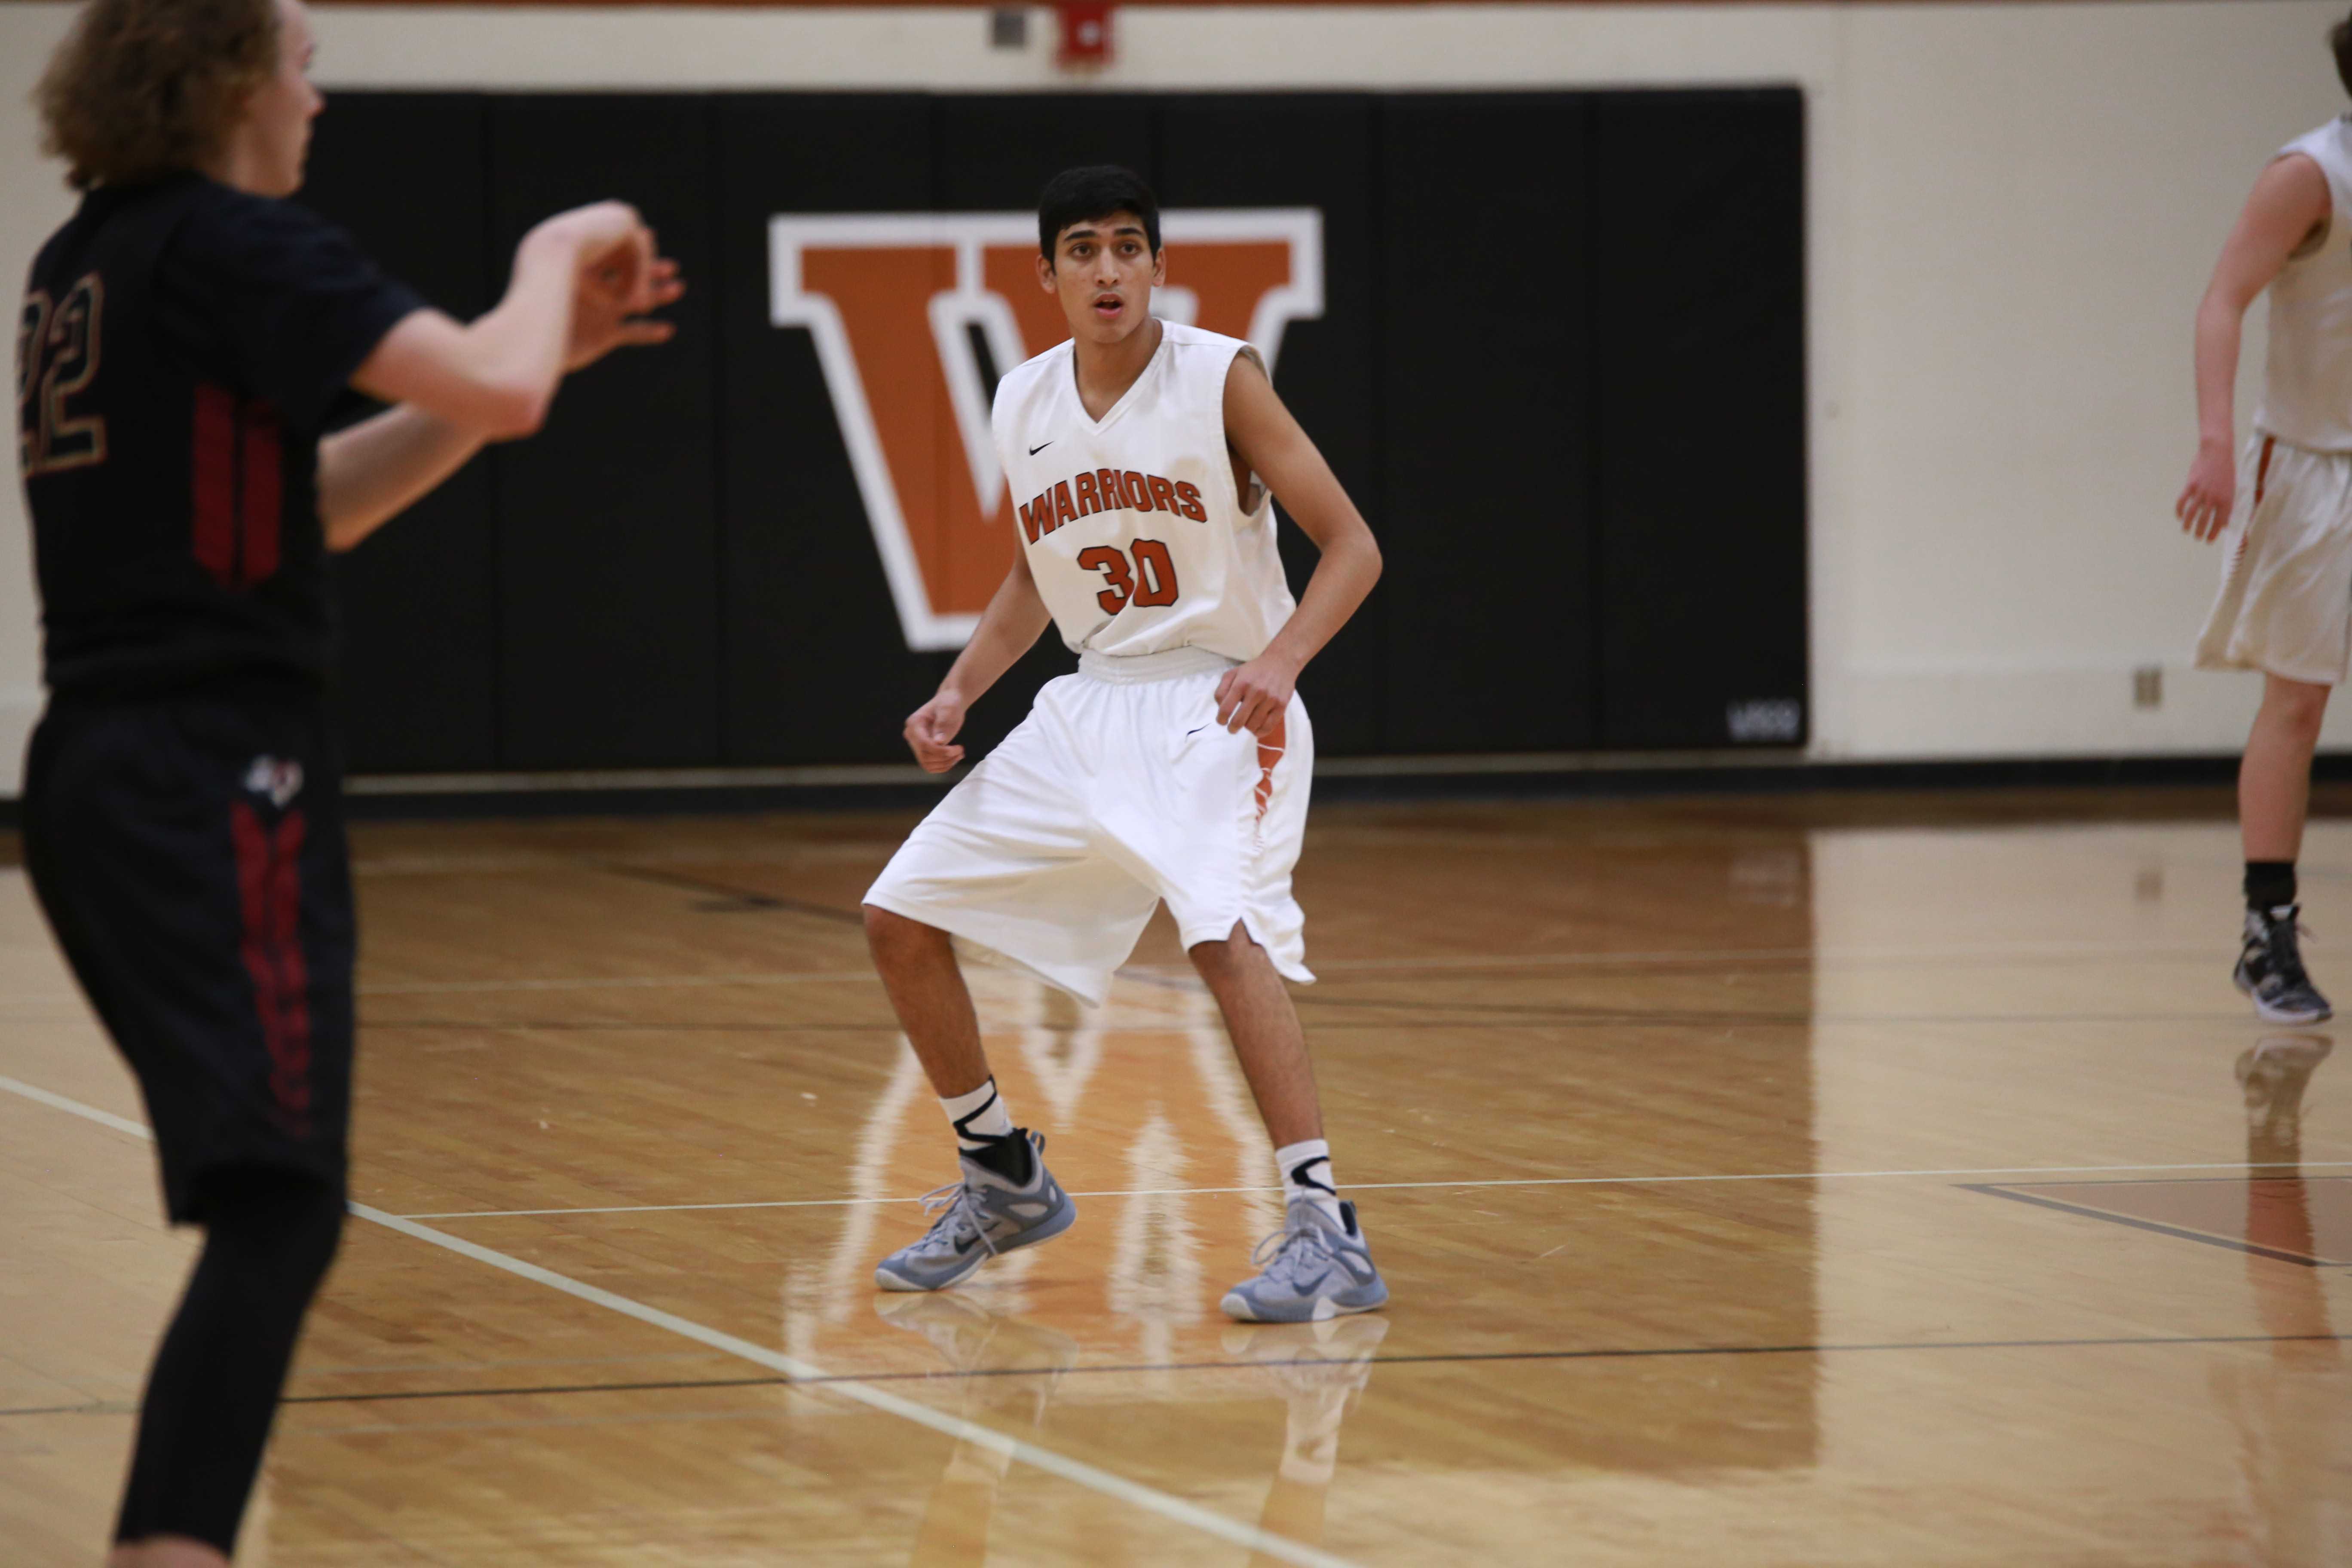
left=231, top=802, right=311, bottom=1131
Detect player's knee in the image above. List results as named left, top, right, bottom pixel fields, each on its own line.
left=2265, top=679, right=2331, bottom=739
left=863, top=903, right=942, bottom=965
left=862, top=902, right=910, bottom=950
left=199, top=1170, right=346, bottom=1303
left=1186, top=922, right=1259, bottom=972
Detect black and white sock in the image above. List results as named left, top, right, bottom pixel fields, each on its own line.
left=940, top=1078, right=1030, bottom=1183
left=1274, top=1138, right=1344, bottom=1226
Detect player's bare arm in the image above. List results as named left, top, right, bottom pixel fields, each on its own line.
left=352, top=202, right=665, bottom=433
left=2179, top=154, right=2331, bottom=541
left=903, top=547, right=1054, bottom=772
left=319, top=207, right=682, bottom=550
left=1213, top=352, right=1382, bottom=736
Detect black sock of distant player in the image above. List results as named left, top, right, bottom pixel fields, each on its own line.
left=113, top=1171, right=345, bottom=1553
left=2246, top=861, right=2297, bottom=914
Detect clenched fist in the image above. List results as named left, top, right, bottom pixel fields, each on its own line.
left=903, top=690, right=971, bottom=773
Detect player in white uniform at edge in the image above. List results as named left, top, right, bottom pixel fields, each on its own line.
left=861, top=166, right=1387, bottom=1321
left=2182, top=9, right=2352, bottom=1025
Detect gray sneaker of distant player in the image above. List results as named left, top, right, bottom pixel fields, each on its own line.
left=874, top=1130, right=1076, bottom=1293
left=2235, top=904, right=2334, bottom=1025
left=1221, top=1199, right=1389, bottom=1323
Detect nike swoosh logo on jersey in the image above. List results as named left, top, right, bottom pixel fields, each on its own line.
left=1028, top=441, right=1054, bottom=456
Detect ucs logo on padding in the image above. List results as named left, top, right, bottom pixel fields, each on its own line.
left=769, top=210, right=1323, bottom=650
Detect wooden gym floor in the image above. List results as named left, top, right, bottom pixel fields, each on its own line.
left=2, top=787, right=2347, bottom=1565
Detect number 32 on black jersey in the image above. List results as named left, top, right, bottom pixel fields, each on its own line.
left=16, top=273, right=108, bottom=478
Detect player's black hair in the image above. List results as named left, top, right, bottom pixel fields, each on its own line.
left=2336, top=8, right=2352, bottom=98
left=1037, top=165, right=1161, bottom=261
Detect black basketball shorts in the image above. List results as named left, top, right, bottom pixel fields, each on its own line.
left=21, top=690, right=355, bottom=1223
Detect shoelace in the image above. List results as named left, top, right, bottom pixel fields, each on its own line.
left=1248, top=1211, right=1338, bottom=1286
left=2260, top=912, right=2317, bottom=986
left=911, top=1181, right=1001, bottom=1260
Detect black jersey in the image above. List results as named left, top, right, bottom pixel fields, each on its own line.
left=15, top=175, right=423, bottom=697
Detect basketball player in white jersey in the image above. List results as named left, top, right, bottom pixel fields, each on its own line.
left=2182, top=12, right=2352, bottom=1025
left=860, top=166, right=1387, bottom=1322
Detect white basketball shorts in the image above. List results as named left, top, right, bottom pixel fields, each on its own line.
left=2196, top=432, right=2352, bottom=686
left=863, top=645, right=1315, bottom=1007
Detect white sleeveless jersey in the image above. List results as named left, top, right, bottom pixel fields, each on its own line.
left=992, top=321, right=1295, bottom=661
left=2258, top=116, right=2352, bottom=452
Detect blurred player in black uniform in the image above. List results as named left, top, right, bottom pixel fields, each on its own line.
left=15, top=1, right=682, bottom=1562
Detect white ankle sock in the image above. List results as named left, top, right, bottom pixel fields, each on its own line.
left=1274, top=1138, right=1343, bottom=1224
left=941, top=1078, right=1015, bottom=1150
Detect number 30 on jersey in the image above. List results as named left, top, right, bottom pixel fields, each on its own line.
left=16, top=273, right=107, bottom=478
left=1077, top=539, right=1181, bottom=616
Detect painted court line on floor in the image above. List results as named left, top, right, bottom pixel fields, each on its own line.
left=257, top=1329, right=2350, bottom=1412
left=0, top=1073, right=149, bottom=1139
left=12, top=1328, right=2346, bottom=1424
left=0, top=1072, right=1363, bottom=1568
left=332, top=937, right=2269, bottom=998
left=389, top=1160, right=2352, bottom=1220
left=357, top=969, right=875, bottom=996
left=1299, top=940, right=2234, bottom=971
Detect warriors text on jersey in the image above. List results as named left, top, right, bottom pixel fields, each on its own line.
left=2257, top=116, right=2352, bottom=453
left=992, top=320, right=1296, bottom=662
left=16, top=174, right=423, bottom=696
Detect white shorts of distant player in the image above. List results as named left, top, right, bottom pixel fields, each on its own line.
left=2196, top=432, right=2352, bottom=686
left=864, top=644, right=1315, bottom=1007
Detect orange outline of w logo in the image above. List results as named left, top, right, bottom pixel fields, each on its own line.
left=767, top=210, right=1323, bottom=650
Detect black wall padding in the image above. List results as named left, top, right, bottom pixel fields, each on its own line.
left=1590, top=89, right=1808, bottom=749
left=300, top=89, right=1807, bottom=774
left=304, top=95, right=499, bottom=773
left=489, top=95, right=723, bottom=770
left=717, top=95, right=944, bottom=766
left=1380, top=95, right=1597, bottom=754
left=1159, top=95, right=1384, bottom=756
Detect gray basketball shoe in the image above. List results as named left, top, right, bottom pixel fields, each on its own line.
left=1220, top=1200, right=1389, bottom=1323
left=874, top=1130, right=1076, bottom=1293
left=2234, top=905, right=2333, bottom=1025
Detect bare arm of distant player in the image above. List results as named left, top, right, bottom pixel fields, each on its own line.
left=1213, top=352, right=1383, bottom=737
left=2178, top=155, right=2331, bottom=542
left=316, top=202, right=683, bottom=551
left=903, top=548, right=1055, bottom=772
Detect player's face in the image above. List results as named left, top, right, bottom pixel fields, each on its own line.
left=1039, top=211, right=1165, bottom=345
left=241, top=0, right=325, bottom=197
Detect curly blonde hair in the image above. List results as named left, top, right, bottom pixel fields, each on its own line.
left=36, top=0, right=280, bottom=190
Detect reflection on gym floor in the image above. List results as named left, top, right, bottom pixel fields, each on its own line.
left=2215, top=1036, right=2347, bottom=1566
